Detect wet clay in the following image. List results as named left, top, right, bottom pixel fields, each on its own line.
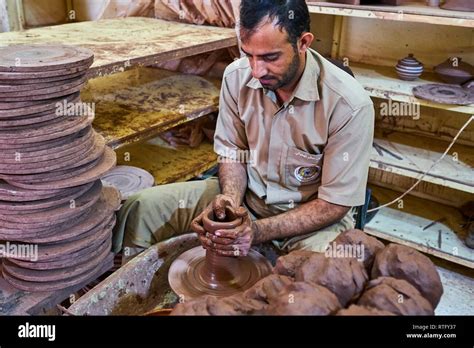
left=273, top=250, right=315, bottom=277
left=332, top=229, right=385, bottom=271
left=358, top=277, right=434, bottom=315
left=265, top=282, right=341, bottom=316
left=295, top=253, right=368, bottom=307
left=336, top=304, right=395, bottom=316
left=371, top=243, right=443, bottom=308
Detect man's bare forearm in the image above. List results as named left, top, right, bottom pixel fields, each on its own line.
left=218, top=162, right=247, bottom=206
left=252, top=199, right=350, bottom=244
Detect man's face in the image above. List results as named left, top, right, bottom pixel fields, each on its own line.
left=240, top=18, right=301, bottom=91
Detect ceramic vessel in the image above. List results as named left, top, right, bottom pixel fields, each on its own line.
left=434, top=57, right=474, bottom=85
left=395, top=54, right=424, bottom=81
left=202, top=207, right=243, bottom=284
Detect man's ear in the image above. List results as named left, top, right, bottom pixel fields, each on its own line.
left=299, top=32, right=314, bottom=53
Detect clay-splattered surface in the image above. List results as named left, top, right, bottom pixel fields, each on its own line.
left=0, top=17, right=237, bottom=77
left=81, top=67, right=221, bottom=148
left=115, top=137, right=217, bottom=185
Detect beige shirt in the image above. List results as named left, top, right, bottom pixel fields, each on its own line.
left=214, top=48, right=374, bottom=218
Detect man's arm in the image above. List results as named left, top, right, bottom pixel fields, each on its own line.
left=252, top=198, right=349, bottom=244
left=218, top=162, right=247, bottom=207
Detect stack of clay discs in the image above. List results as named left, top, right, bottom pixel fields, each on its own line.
left=0, top=45, right=120, bottom=292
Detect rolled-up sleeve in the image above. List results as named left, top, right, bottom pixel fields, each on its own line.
left=213, top=72, right=249, bottom=161
left=317, top=102, right=374, bottom=207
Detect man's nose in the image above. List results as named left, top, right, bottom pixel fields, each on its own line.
left=251, top=59, right=268, bottom=79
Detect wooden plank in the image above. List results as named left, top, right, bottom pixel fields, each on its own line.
left=82, top=67, right=221, bottom=148
left=0, top=253, right=113, bottom=315
left=370, top=130, right=474, bottom=196
left=435, top=265, right=474, bottom=315
left=115, top=137, right=218, bottom=185
left=373, top=98, right=474, bottom=147
left=351, top=63, right=474, bottom=116
left=369, top=167, right=473, bottom=208
left=0, top=17, right=238, bottom=78
left=365, top=185, right=474, bottom=269
left=307, top=1, right=474, bottom=27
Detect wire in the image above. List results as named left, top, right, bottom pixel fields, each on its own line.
left=367, top=114, right=473, bottom=213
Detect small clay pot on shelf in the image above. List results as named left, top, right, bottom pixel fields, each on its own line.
left=395, top=54, right=424, bottom=81
left=434, top=57, right=474, bottom=85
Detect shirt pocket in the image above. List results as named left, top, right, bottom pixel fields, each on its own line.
left=282, top=145, right=323, bottom=188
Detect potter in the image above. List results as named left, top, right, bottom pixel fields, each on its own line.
left=115, top=0, right=374, bottom=286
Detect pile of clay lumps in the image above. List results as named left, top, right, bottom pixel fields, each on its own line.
left=171, top=229, right=443, bottom=315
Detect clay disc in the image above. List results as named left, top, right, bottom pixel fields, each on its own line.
left=0, top=114, right=92, bottom=145
left=413, top=84, right=474, bottom=105
left=0, top=128, right=94, bottom=161
left=0, top=125, right=91, bottom=153
left=0, top=92, right=79, bottom=117
left=0, top=108, right=63, bottom=127
left=7, top=228, right=113, bottom=270
left=0, top=186, right=120, bottom=241
left=0, top=78, right=86, bottom=102
left=0, top=180, right=102, bottom=225
left=0, top=181, right=93, bottom=212
left=2, top=251, right=113, bottom=292
left=0, top=63, right=90, bottom=81
left=6, top=147, right=116, bottom=190
left=168, top=246, right=272, bottom=299
left=101, top=165, right=155, bottom=200
left=0, top=45, right=94, bottom=72
left=0, top=132, right=103, bottom=175
left=0, top=180, right=65, bottom=202
left=2, top=240, right=111, bottom=282
left=6, top=216, right=112, bottom=262
left=0, top=74, right=86, bottom=93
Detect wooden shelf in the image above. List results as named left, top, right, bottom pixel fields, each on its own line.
left=115, top=137, right=217, bottom=185
left=307, top=1, right=474, bottom=28
left=365, top=185, right=474, bottom=269
left=350, top=63, right=474, bottom=115
left=0, top=17, right=237, bottom=78
left=82, top=67, right=221, bottom=149
left=369, top=129, right=474, bottom=207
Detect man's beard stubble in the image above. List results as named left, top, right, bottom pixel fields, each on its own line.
left=263, top=51, right=301, bottom=91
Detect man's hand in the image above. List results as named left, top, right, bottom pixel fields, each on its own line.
left=190, top=194, right=237, bottom=236
left=191, top=205, right=255, bottom=257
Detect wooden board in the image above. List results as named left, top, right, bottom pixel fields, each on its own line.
left=115, top=137, right=218, bottom=185
left=307, top=1, right=474, bottom=27
left=370, top=130, right=474, bottom=197
left=0, top=17, right=237, bottom=78
left=83, top=67, right=221, bottom=148
left=365, top=185, right=474, bottom=269
left=373, top=97, right=474, bottom=147
left=435, top=265, right=474, bottom=315
left=351, top=63, right=474, bottom=115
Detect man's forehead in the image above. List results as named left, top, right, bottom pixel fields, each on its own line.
left=240, top=19, right=290, bottom=55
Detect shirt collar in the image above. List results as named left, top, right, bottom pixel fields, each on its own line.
left=245, top=49, right=320, bottom=103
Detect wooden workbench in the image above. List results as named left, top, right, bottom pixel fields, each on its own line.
left=0, top=17, right=237, bottom=78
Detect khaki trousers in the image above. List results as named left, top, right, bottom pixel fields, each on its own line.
left=112, top=177, right=355, bottom=256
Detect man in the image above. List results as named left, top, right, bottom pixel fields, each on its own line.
left=112, top=0, right=374, bottom=259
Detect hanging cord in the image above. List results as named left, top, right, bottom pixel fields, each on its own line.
left=367, top=115, right=473, bottom=213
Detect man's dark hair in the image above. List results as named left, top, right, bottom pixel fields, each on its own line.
left=240, top=0, right=310, bottom=48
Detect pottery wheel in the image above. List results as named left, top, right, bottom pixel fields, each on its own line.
left=168, top=246, right=272, bottom=299
left=413, top=84, right=474, bottom=105
left=0, top=45, right=94, bottom=72
left=101, top=165, right=155, bottom=200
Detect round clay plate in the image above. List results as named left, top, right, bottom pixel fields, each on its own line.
left=168, top=246, right=272, bottom=300
left=413, top=84, right=474, bottom=105
left=101, top=165, right=155, bottom=200
left=0, top=45, right=94, bottom=72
